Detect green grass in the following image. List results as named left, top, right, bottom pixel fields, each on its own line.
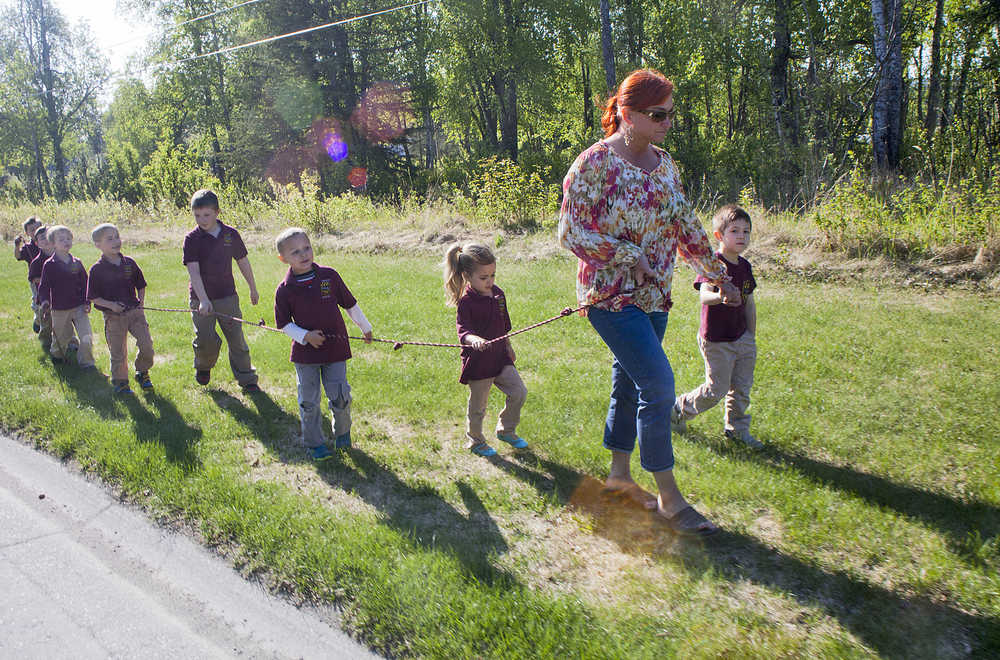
left=2, top=235, right=998, bottom=658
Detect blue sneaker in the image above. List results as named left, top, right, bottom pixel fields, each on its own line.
left=311, top=445, right=333, bottom=461
left=112, top=380, right=133, bottom=395
left=469, top=441, right=497, bottom=457
left=497, top=432, right=528, bottom=449
left=334, top=432, right=352, bottom=449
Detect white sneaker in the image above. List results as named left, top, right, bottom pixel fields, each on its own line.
left=670, top=402, right=686, bottom=434
left=725, top=429, right=763, bottom=449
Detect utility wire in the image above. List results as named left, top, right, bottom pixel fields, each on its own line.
left=164, top=0, right=431, bottom=66
left=106, top=0, right=269, bottom=51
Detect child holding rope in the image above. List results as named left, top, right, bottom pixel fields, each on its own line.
left=183, top=189, right=260, bottom=392
left=672, top=204, right=762, bottom=449
left=274, top=228, right=373, bottom=460
left=87, top=224, right=155, bottom=395
left=444, top=242, right=528, bottom=457
left=36, top=226, right=95, bottom=368
left=14, top=216, right=42, bottom=334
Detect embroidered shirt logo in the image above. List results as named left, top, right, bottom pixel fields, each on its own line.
left=319, top=279, right=332, bottom=299
left=222, top=232, right=233, bottom=247
left=495, top=293, right=507, bottom=316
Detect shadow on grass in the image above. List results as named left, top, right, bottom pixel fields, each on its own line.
left=207, top=390, right=512, bottom=583
left=495, top=449, right=999, bottom=658
left=687, top=430, right=1000, bottom=566
left=51, top=362, right=201, bottom=470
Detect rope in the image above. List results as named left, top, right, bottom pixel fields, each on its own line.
left=134, top=285, right=642, bottom=352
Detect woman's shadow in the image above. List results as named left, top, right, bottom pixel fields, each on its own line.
left=491, top=449, right=999, bottom=658
left=208, top=389, right=512, bottom=583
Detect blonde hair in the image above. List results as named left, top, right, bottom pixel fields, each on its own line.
left=711, top=204, right=752, bottom=235
left=443, top=242, right=495, bottom=306
left=47, top=225, right=72, bottom=242
left=275, top=227, right=309, bottom=254
left=91, top=223, right=118, bottom=243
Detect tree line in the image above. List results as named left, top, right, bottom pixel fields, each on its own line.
left=1, top=0, right=998, bottom=210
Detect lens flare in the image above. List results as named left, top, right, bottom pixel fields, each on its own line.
left=348, top=167, right=368, bottom=188
left=265, top=146, right=317, bottom=186
left=351, top=81, right=412, bottom=143
left=323, top=132, right=349, bottom=162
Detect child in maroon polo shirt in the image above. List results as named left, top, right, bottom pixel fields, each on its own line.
left=274, top=228, right=373, bottom=461
left=183, top=189, right=260, bottom=391
left=443, top=242, right=529, bottom=457
left=672, top=205, right=762, bottom=449
left=28, top=226, right=54, bottom=349
left=87, top=223, right=155, bottom=395
left=36, top=225, right=95, bottom=368
left=14, top=216, right=42, bottom=333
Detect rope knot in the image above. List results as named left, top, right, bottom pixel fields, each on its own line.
left=393, top=342, right=403, bottom=350
left=560, top=307, right=574, bottom=316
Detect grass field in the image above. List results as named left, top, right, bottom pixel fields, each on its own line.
left=2, top=233, right=998, bottom=658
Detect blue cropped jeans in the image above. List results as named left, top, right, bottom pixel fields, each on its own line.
left=587, top=305, right=675, bottom=472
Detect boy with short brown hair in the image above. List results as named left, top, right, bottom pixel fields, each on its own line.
left=183, top=189, right=260, bottom=391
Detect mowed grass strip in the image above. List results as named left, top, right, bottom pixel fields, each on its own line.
left=2, top=236, right=998, bottom=658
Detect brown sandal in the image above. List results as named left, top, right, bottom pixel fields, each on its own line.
left=661, top=506, right=719, bottom=537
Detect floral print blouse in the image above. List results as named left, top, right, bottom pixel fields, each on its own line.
left=558, top=141, right=729, bottom=313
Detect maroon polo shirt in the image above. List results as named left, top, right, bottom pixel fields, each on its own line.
left=182, top=221, right=248, bottom=301
left=37, top=253, right=88, bottom=311
left=17, top=240, right=40, bottom=266
left=695, top=253, right=756, bottom=342
left=87, top=254, right=147, bottom=312
left=28, top=250, right=53, bottom=283
left=274, top=264, right=358, bottom=364
left=456, top=284, right=514, bottom=384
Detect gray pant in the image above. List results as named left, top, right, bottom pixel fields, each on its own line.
left=676, top=331, right=756, bottom=433
left=190, top=294, right=257, bottom=386
left=294, top=361, right=352, bottom=448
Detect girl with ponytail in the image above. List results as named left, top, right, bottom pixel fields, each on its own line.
left=443, top=242, right=529, bottom=457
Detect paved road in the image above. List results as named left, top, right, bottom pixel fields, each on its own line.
left=0, top=434, right=378, bottom=659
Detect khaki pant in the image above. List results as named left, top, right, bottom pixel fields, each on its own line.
left=50, top=305, right=95, bottom=367
left=190, top=294, right=257, bottom=386
left=676, top=331, right=756, bottom=433
left=103, top=308, right=154, bottom=382
left=466, top=365, right=527, bottom=443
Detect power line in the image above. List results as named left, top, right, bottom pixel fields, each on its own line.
left=164, top=0, right=431, bottom=67
left=105, top=0, right=269, bottom=51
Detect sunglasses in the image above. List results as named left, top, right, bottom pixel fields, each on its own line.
left=635, top=107, right=676, bottom=123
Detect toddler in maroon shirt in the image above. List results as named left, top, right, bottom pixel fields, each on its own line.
left=274, top=228, right=373, bottom=461
left=28, top=226, right=54, bottom=349
left=444, top=242, right=528, bottom=457
left=14, top=216, right=42, bottom=333
left=87, top=223, right=155, bottom=395
left=673, top=205, right=761, bottom=449
left=36, top=225, right=95, bottom=368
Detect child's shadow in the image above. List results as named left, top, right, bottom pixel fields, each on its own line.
left=51, top=365, right=202, bottom=470
left=494, top=449, right=999, bottom=658
left=685, top=429, right=1000, bottom=566
left=319, top=449, right=511, bottom=582
left=205, top=392, right=512, bottom=581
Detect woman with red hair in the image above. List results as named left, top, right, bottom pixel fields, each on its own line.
left=558, top=69, right=739, bottom=537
